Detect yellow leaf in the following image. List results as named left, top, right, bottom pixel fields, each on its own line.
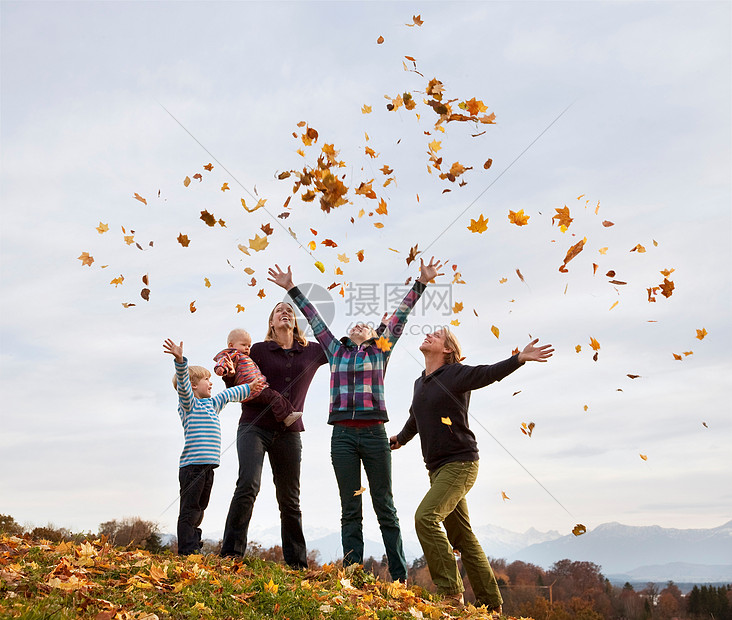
left=609, top=301, right=619, bottom=311
left=221, top=183, right=229, bottom=192
left=78, top=251, right=94, bottom=266
left=184, top=176, right=191, bottom=187
left=308, top=240, right=316, bottom=251
left=110, top=275, right=124, bottom=287
left=499, top=277, right=507, bottom=284
left=598, top=247, right=608, bottom=255
left=428, top=139, right=442, bottom=153
left=508, top=209, right=530, bottom=226
left=450, top=319, right=460, bottom=326
left=491, top=325, right=500, bottom=339
left=249, top=234, right=269, bottom=252
left=452, top=302, right=463, bottom=313
left=264, top=579, right=278, bottom=594
left=467, top=214, right=488, bottom=233
left=124, top=234, right=135, bottom=245
left=375, top=335, right=392, bottom=352
left=589, top=337, right=601, bottom=351
left=204, top=278, right=211, bottom=288
left=353, top=487, right=366, bottom=497
left=362, top=104, right=372, bottom=113
left=337, top=253, right=350, bottom=263
left=575, top=345, right=582, bottom=353
left=584, top=405, right=588, bottom=411
left=96, top=222, right=109, bottom=234
left=243, top=267, right=255, bottom=275
left=314, top=261, right=325, bottom=273
left=441, top=417, right=452, bottom=426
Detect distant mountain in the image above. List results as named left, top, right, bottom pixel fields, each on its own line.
left=509, top=521, right=732, bottom=577
left=473, top=524, right=563, bottom=559
left=608, top=562, right=732, bottom=584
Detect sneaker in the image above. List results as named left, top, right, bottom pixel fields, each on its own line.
left=282, top=412, right=303, bottom=427
left=444, top=592, right=464, bottom=607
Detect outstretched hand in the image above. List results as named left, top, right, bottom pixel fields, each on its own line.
left=163, top=339, right=184, bottom=362
left=417, top=256, right=445, bottom=284
left=267, top=264, right=295, bottom=290
left=518, top=338, right=554, bottom=363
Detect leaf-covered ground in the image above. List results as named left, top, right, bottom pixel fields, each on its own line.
left=0, top=535, right=533, bottom=620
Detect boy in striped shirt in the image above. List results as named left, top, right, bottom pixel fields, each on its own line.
left=164, top=338, right=264, bottom=555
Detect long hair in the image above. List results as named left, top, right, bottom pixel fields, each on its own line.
left=442, top=327, right=463, bottom=365
left=264, top=302, right=308, bottom=347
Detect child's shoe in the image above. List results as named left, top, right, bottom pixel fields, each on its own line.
left=283, top=412, right=303, bottom=427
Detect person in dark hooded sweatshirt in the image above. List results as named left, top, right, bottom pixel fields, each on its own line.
left=390, top=328, right=553, bottom=610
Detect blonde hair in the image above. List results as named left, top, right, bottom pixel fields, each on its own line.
left=441, top=328, right=463, bottom=365
left=172, top=365, right=211, bottom=389
left=264, top=302, right=308, bottom=347
left=227, top=328, right=251, bottom=346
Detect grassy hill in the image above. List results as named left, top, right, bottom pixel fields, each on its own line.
left=0, top=535, right=529, bottom=619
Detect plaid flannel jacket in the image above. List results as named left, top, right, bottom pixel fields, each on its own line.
left=288, top=280, right=426, bottom=423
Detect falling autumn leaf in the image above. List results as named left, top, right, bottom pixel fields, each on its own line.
left=559, top=238, right=586, bottom=273
left=133, top=193, right=147, bottom=205
left=337, top=253, right=350, bottom=263
left=110, top=275, right=124, bottom=287
left=261, top=223, right=274, bottom=236
left=356, top=250, right=365, bottom=262
left=200, top=210, right=217, bottom=227
left=177, top=233, right=190, bottom=247
left=450, top=319, right=460, bottom=326
left=406, top=244, right=420, bottom=266
left=491, top=325, right=500, bottom=339
left=572, top=524, right=587, bottom=537
left=630, top=244, right=646, bottom=253
left=673, top=353, right=683, bottom=360
left=141, top=288, right=150, bottom=301
left=441, top=417, right=452, bottom=426
left=602, top=220, right=614, bottom=227
left=221, top=183, right=230, bottom=192
left=353, top=487, right=366, bottom=496
left=520, top=422, right=535, bottom=437
left=483, top=158, right=493, bottom=169
left=408, top=14, right=424, bottom=26
left=308, top=240, right=316, bottom=251
left=189, top=301, right=196, bottom=313
left=96, top=222, right=109, bottom=234
left=203, top=163, right=214, bottom=171
left=501, top=491, right=510, bottom=501
left=552, top=206, right=573, bottom=229
left=314, top=261, right=325, bottom=273
left=236, top=304, right=245, bottom=313
left=376, top=36, right=384, bottom=44
left=257, top=289, right=266, bottom=299
left=696, top=328, right=708, bottom=340
left=249, top=234, right=269, bottom=252
left=468, top=214, right=489, bottom=233
left=589, top=337, right=601, bottom=351
left=183, top=176, right=191, bottom=187
left=508, top=209, right=530, bottom=226
left=659, top=278, right=675, bottom=298
left=639, top=454, right=648, bottom=461
left=78, top=252, right=94, bottom=267
left=375, top=336, right=392, bottom=352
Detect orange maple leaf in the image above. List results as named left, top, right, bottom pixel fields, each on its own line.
left=660, top=278, right=675, bottom=298
left=375, top=336, right=392, bottom=352
left=589, top=337, right=601, bottom=351
left=133, top=193, right=147, bottom=205
left=235, top=304, right=245, bottom=313
left=220, top=183, right=230, bottom=192
left=376, top=198, right=388, bottom=215
left=203, top=163, right=214, bottom=171
left=467, top=214, right=488, bottom=233
left=408, top=14, right=423, bottom=26
left=109, top=275, right=124, bottom=287
left=362, top=103, right=373, bottom=113
left=96, top=222, right=109, bottom=234
left=452, top=302, right=463, bottom=314
left=78, top=252, right=94, bottom=267
left=501, top=491, right=510, bottom=501
left=322, top=239, right=338, bottom=248
left=508, top=209, right=530, bottom=226
left=257, top=289, right=266, bottom=299
left=696, top=328, right=708, bottom=340
left=365, top=146, right=378, bottom=159
left=552, top=206, right=573, bottom=229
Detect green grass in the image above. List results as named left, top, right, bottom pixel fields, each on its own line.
left=0, top=535, right=517, bottom=619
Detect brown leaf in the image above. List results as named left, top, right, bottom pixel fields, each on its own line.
left=177, top=233, right=190, bottom=247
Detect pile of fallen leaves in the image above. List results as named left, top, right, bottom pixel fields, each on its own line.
left=0, top=535, right=534, bottom=620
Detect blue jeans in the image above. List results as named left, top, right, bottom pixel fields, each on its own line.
left=221, top=425, right=307, bottom=568
left=330, top=424, right=407, bottom=581
left=177, top=464, right=214, bottom=555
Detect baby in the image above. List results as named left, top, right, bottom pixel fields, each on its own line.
left=213, top=328, right=302, bottom=427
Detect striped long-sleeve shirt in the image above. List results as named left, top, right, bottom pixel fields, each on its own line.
left=288, top=280, right=426, bottom=424
left=175, top=358, right=251, bottom=468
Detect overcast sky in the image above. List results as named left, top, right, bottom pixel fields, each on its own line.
left=1, top=1, right=730, bottom=554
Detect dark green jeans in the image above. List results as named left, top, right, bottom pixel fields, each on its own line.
left=330, top=423, right=408, bottom=581
left=415, top=460, right=502, bottom=608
